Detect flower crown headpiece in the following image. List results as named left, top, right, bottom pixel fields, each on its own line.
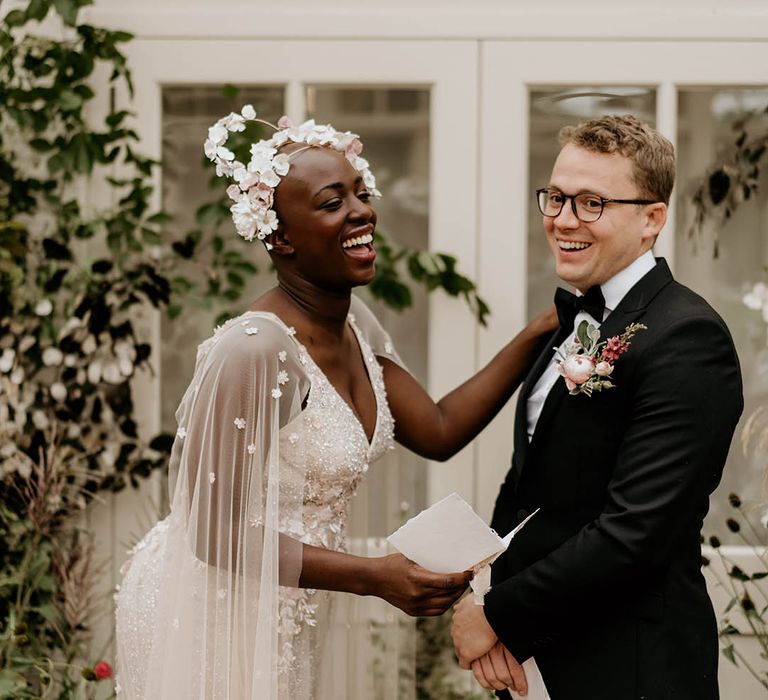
left=204, top=105, right=381, bottom=249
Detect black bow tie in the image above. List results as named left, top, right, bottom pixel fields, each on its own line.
left=554, top=286, right=606, bottom=329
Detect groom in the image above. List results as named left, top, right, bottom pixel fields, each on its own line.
left=451, top=115, right=743, bottom=699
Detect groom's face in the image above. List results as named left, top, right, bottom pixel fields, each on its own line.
left=544, top=144, right=664, bottom=293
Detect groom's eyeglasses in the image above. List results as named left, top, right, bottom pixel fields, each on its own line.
left=535, top=188, right=658, bottom=223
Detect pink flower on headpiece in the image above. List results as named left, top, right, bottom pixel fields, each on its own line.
left=345, top=138, right=363, bottom=157
left=277, top=115, right=293, bottom=129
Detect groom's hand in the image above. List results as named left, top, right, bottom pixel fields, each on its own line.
left=471, top=642, right=528, bottom=695
left=450, top=595, right=498, bottom=668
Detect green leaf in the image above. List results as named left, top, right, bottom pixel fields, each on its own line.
left=576, top=320, right=591, bottom=348
left=721, top=643, right=738, bottom=667
left=26, top=0, right=50, bottom=22
left=53, top=0, right=78, bottom=26
left=4, top=9, right=27, bottom=27
left=0, top=669, right=27, bottom=696
left=221, top=83, right=240, bottom=99
left=147, top=211, right=172, bottom=224
left=58, top=88, right=83, bottom=112
left=29, top=138, right=53, bottom=152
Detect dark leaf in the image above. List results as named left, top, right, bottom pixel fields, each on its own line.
left=149, top=432, right=174, bottom=453
left=708, top=169, right=730, bottom=205
left=4, top=9, right=27, bottom=27
left=42, top=238, right=73, bottom=261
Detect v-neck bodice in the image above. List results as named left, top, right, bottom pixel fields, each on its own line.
left=273, top=312, right=396, bottom=553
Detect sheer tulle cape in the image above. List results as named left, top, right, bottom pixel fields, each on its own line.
left=116, top=296, right=410, bottom=699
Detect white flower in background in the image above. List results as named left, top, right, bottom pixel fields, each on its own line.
left=102, top=361, right=123, bottom=385
left=16, top=458, right=31, bottom=480
left=10, top=367, right=24, bottom=385
left=743, top=282, right=768, bottom=324
left=100, top=446, right=117, bottom=470
left=82, top=335, right=97, bottom=354
left=32, top=409, right=49, bottom=430
left=50, top=382, right=67, bottom=401
left=42, top=347, right=64, bottom=366
left=64, top=354, right=77, bottom=367
left=18, top=335, right=35, bottom=353
left=67, top=423, right=81, bottom=439
left=87, top=360, right=102, bottom=384
left=1, top=443, right=15, bottom=458
left=59, top=316, right=81, bottom=337
left=35, top=298, right=53, bottom=316
left=0, top=348, right=15, bottom=373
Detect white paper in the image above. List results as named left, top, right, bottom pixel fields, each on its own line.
left=387, top=492, right=506, bottom=573
left=511, top=658, right=551, bottom=700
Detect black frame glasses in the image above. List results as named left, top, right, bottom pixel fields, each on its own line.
left=535, top=188, right=658, bottom=223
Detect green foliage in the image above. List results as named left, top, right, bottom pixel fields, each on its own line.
left=0, top=3, right=162, bottom=696
left=705, top=494, right=768, bottom=692
left=688, top=103, right=768, bottom=257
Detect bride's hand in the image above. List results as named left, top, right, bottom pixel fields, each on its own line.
left=371, top=553, right=471, bottom=617
left=526, top=303, right=559, bottom=338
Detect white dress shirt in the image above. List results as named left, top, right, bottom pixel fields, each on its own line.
left=526, top=251, right=657, bottom=440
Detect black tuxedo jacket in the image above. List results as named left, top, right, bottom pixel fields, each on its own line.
left=486, top=260, right=743, bottom=700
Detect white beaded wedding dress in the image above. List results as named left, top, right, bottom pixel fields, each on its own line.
left=115, top=296, right=405, bottom=700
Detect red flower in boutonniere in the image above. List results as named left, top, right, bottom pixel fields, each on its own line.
left=555, top=320, right=647, bottom=396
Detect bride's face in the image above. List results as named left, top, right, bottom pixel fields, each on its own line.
left=271, top=146, right=378, bottom=290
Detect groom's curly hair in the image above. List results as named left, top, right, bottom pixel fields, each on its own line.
left=559, top=114, right=675, bottom=205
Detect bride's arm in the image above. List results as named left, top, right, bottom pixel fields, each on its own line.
left=382, top=306, right=558, bottom=461
left=297, top=542, right=471, bottom=617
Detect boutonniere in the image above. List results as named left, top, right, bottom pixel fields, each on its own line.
left=555, top=320, right=647, bottom=396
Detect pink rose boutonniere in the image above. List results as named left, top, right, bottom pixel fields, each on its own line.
left=555, top=320, right=647, bottom=396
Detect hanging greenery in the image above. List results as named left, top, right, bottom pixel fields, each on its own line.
left=687, top=103, right=768, bottom=257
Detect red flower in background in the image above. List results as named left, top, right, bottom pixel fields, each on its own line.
left=94, top=661, right=113, bottom=680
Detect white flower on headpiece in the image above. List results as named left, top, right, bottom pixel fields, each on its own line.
left=205, top=108, right=381, bottom=245
left=273, top=153, right=290, bottom=176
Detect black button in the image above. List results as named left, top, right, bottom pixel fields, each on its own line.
left=516, top=509, right=528, bottom=520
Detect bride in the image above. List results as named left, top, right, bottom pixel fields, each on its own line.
left=114, top=108, right=556, bottom=699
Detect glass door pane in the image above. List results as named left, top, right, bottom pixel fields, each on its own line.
left=159, top=85, right=285, bottom=433
left=675, top=86, right=768, bottom=540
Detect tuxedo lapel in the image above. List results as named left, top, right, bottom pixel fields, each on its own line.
left=525, top=259, right=674, bottom=461
left=513, top=326, right=567, bottom=473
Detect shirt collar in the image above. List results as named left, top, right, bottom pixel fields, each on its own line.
left=599, top=250, right=656, bottom=312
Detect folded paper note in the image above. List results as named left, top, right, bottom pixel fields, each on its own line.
left=387, top=492, right=538, bottom=575
left=387, top=492, right=507, bottom=573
